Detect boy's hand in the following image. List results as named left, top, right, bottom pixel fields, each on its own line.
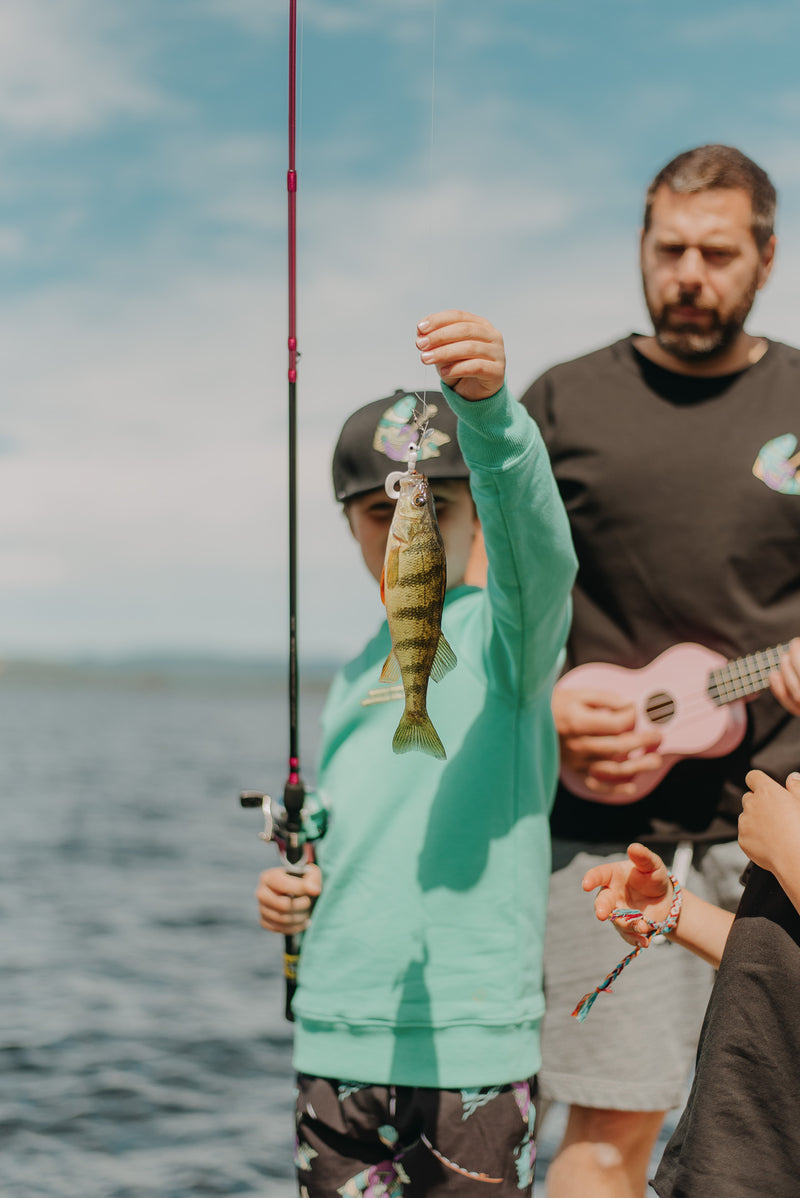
left=256, top=864, right=322, bottom=935
left=416, top=310, right=505, bottom=401
left=739, top=770, right=800, bottom=878
left=582, top=843, right=674, bottom=948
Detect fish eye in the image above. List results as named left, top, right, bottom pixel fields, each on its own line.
left=412, top=486, right=428, bottom=508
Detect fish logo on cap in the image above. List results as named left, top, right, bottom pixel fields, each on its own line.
left=753, top=432, right=800, bottom=495
left=373, top=393, right=451, bottom=463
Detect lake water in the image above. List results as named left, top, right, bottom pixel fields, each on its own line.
left=1, top=665, right=675, bottom=1196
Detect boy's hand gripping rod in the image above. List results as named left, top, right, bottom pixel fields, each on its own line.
left=241, top=779, right=309, bottom=1023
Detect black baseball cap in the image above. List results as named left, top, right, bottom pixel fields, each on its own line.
left=332, top=389, right=469, bottom=503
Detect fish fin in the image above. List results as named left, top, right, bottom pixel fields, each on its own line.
left=429, top=633, right=457, bottom=683
left=379, top=652, right=401, bottom=684
left=392, top=712, right=446, bottom=760
left=380, top=566, right=386, bottom=606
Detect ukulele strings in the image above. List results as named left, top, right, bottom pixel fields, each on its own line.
left=627, top=644, right=789, bottom=728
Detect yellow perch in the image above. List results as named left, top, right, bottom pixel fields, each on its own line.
left=380, top=470, right=457, bottom=758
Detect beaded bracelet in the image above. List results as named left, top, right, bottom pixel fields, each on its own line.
left=571, top=873, right=683, bottom=1023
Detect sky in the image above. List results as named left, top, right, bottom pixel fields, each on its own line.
left=4, top=0, right=800, bottom=664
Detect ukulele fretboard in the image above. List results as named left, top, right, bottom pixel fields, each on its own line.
left=707, top=643, right=792, bottom=705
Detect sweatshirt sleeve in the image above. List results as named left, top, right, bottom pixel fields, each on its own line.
left=440, top=380, right=577, bottom=700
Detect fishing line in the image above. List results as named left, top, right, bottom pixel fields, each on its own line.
left=428, top=0, right=437, bottom=174
left=414, top=0, right=439, bottom=415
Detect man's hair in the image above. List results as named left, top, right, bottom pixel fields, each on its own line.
left=643, top=144, right=777, bottom=250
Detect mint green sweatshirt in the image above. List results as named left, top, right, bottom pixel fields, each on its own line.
left=292, top=382, right=577, bottom=1088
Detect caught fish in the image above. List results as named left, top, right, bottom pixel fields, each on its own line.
left=380, top=469, right=457, bottom=758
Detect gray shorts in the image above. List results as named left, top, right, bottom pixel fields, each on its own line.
left=539, top=836, right=747, bottom=1112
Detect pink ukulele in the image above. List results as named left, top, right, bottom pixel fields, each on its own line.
left=556, top=640, right=792, bottom=804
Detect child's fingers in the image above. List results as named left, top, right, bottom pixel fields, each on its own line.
left=417, top=311, right=488, bottom=340
left=255, top=865, right=322, bottom=933
left=257, top=865, right=320, bottom=900
left=257, top=887, right=313, bottom=932
left=625, top=842, right=666, bottom=874
left=416, top=315, right=503, bottom=367
left=593, top=889, right=619, bottom=922
left=582, top=864, right=615, bottom=892
left=304, top=863, right=323, bottom=896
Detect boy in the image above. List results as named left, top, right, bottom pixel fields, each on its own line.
left=582, top=768, right=800, bottom=1197
left=256, top=309, right=577, bottom=1195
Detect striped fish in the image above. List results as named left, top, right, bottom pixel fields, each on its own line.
left=380, top=471, right=457, bottom=758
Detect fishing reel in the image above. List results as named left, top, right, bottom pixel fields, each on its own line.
left=239, top=787, right=326, bottom=868
left=240, top=785, right=327, bottom=1023
left=240, top=789, right=282, bottom=845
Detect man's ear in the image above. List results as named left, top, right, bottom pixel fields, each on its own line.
left=757, top=234, right=777, bottom=291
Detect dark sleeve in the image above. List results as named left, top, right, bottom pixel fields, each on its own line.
left=519, top=370, right=556, bottom=452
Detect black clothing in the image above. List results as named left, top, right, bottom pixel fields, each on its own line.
left=522, top=337, right=800, bottom=844
left=652, top=864, right=800, bottom=1196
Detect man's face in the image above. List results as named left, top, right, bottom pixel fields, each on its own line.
left=640, top=184, right=775, bottom=363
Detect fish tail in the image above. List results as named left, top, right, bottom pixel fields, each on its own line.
left=392, top=710, right=446, bottom=760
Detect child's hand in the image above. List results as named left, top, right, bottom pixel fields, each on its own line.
left=416, top=310, right=505, bottom=401
left=256, top=864, right=322, bottom=935
left=739, top=770, right=800, bottom=879
left=582, top=843, right=674, bottom=948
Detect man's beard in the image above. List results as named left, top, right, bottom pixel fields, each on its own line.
left=646, top=279, right=758, bottom=363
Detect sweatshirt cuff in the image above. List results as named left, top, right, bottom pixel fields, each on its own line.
left=439, top=380, right=538, bottom=471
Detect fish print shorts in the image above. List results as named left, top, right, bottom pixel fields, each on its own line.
left=294, top=1072, right=537, bottom=1196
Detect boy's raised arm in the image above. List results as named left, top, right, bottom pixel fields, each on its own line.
left=416, top=308, right=577, bottom=700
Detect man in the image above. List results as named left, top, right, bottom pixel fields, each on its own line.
left=522, top=145, right=800, bottom=1197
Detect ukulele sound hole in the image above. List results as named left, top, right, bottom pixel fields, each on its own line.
left=645, top=692, right=676, bottom=725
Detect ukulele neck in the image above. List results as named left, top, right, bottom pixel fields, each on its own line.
left=707, top=643, right=792, bottom=705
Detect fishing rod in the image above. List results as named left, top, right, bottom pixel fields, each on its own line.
left=241, top=0, right=307, bottom=1023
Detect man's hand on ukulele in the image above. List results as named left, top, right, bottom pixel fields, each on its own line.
left=769, top=638, right=800, bottom=718
left=552, top=687, right=663, bottom=798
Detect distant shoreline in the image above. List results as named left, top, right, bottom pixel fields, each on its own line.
left=0, top=654, right=337, bottom=691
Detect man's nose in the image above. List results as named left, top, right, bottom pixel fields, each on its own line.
left=674, top=247, right=704, bottom=290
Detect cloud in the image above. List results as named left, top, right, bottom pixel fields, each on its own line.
left=0, top=228, right=27, bottom=260
left=0, top=147, right=643, bottom=658
left=671, top=3, right=797, bottom=45
left=4, top=0, right=800, bottom=661
left=0, top=0, right=170, bottom=137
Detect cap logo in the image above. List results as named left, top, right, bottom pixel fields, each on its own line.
left=372, top=393, right=451, bottom=463
left=753, top=432, right=800, bottom=495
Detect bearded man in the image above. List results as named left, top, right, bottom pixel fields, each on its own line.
left=523, top=145, right=800, bottom=1197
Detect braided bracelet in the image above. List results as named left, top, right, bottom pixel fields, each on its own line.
left=571, top=873, right=683, bottom=1023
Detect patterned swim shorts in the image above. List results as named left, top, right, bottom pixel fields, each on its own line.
left=294, top=1072, right=538, bottom=1196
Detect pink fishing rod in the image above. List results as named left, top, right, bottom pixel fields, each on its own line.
left=242, top=0, right=307, bottom=1023
left=281, top=0, right=307, bottom=1022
